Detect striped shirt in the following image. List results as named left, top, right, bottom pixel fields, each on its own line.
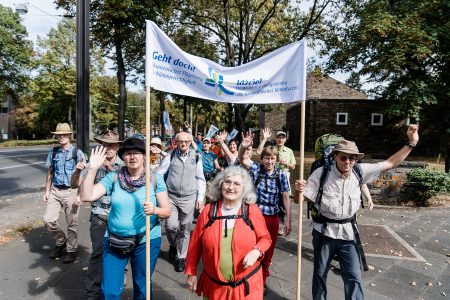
left=80, top=157, right=124, bottom=216
left=45, top=144, right=85, bottom=187
left=249, top=161, right=290, bottom=216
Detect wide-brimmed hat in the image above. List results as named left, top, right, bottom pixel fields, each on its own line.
left=331, top=140, right=364, bottom=160
left=118, top=137, right=145, bottom=159
left=94, top=130, right=122, bottom=144
left=51, top=123, right=74, bottom=134
left=150, top=137, right=162, bottom=147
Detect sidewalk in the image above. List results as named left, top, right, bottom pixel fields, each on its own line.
left=0, top=192, right=448, bottom=299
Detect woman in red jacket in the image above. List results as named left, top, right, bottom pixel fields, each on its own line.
left=185, top=166, right=272, bottom=299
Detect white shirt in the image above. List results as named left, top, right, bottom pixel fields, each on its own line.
left=304, top=162, right=383, bottom=240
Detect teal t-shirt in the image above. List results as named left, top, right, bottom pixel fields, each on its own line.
left=100, top=172, right=167, bottom=241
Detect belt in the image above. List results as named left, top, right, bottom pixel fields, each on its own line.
left=204, top=264, right=261, bottom=296
left=53, top=185, right=70, bottom=190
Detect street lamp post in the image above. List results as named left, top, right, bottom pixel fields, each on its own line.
left=76, top=0, right=90, bottom=153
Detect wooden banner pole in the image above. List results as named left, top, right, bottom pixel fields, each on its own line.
left=296, top=100, right=306, bottom=300
left=145, top=85, right=151, bottom=300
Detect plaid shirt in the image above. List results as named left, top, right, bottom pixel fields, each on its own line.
left=45, top=144, right=85, bottom=187
left=249, top=161, right=290, bottom=216
left=81, top=156, right=124, bottom=216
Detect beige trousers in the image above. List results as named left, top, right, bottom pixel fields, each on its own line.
left=43, top=186, right=79, bottom=252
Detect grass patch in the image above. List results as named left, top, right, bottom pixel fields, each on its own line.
left=14, top=224, right=34, bottom=235
left=0, top=139, right=56, bottom=147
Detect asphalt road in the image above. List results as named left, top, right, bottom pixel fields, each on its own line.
left=0, top=145, right=55, bottom=197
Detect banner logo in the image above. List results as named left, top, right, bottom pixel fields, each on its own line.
left=205, top=67, right=234, bottom=96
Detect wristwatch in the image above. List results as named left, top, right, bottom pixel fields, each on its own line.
left=406, top=143, right=416, bottom=149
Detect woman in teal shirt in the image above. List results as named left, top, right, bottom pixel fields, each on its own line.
left=81, top=138, right=171, bottom=299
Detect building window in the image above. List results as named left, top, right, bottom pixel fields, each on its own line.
left=336, top=113, right=348, bottom=125
left=371, top=113, right=383, bottom=126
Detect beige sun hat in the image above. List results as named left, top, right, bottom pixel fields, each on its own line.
left=150, top=137, right=163, bottom=148
left=94, top=130, right=122, bottom=144
left=51, top=123, right=74, bottom=134
left=330, top=140, right=364, bottom=160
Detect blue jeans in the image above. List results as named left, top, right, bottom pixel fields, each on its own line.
left=312, top=230, right=364, bottom=300
left=102, top=237, right=161, bottom=300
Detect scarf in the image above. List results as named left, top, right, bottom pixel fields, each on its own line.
left=118, top=166, right=146, bottom=193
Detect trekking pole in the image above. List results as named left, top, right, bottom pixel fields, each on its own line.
left=296, top=100, right=306, bottom=300
left=145, top=85, right=152, bottom=300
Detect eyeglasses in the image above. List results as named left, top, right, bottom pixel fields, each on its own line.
left=339, top=155, right=357, bottom=162
left=177, top=140, right=190, bottom=144
left=123, top=151, right=143, bottom=157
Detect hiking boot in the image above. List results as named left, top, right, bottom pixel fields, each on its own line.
left=175, top=258, right=185, bottom=272
left=62, top=252, right=77, bottom=264
left=278, top=224, right=285, bottom=236
left=49, top=243, right=66, bottom=259
left=169, top=246, right=177, bottom=261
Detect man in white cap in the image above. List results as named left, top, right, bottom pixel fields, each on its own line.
left=71, top=130, right=123, bottom=300
left=295, top=125, right=419, bottom=300
left=43, top=123, right=85, bottom=263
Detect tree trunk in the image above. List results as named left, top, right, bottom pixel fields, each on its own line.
left=446, top=142, right=450, bottom=173
left=114, top=36, right=127, bottom=140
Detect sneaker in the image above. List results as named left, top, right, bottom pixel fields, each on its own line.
left=175, top=258, right=185, bottom=272
left=62, top=252, right=77, bottom=264
left=264, top=284, right=269, bottom=296
left=49, top=243, right=66, bottom=259
left=169, top=246, right=177, bottom=261
left=124, top=268, right=129, bottom=287
left=278, top=224, right=285, bottom=236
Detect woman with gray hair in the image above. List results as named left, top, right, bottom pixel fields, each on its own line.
left=185, top=166, right=272, bottom=299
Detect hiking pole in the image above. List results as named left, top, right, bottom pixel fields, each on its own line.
left=145, top=85, right=152, bottom=300
left=296, top=100, right=306, bottom=300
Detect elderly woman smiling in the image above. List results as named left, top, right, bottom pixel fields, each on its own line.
left=185, top=166, right=272, bottom=299
left=81, top=138, right=171, bottom=299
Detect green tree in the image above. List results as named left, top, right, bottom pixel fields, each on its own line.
left=172, top=0, right=335, bottom=133
left=27, top=18, right=104, bottom=136
left=56, top=0, right=167, bottom=140
left=322, top=0, right=450, bottom=171
left=0, top=4, right=32, bottom=93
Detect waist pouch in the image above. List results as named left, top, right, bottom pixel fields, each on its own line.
left=108, top=231, right=146, bottom=255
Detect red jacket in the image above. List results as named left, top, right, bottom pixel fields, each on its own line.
left=185, top=201, right=272, bottom=299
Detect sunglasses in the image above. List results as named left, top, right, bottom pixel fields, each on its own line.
left=339, top=155, right=357, bottom=162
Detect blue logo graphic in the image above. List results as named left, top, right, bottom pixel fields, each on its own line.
left=205, top=67, right=234, bottom=96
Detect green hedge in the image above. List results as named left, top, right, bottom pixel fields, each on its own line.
left=406, top=168, right=450, bottom=206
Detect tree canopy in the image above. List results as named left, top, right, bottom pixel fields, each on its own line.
left=0, top=4, right=32, bottom=93
left=322, top=0, right=450, bottom=170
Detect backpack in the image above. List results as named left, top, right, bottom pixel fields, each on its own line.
left=307, top=134, right=364, bottom=219
left=204, top=201, right=254, bottom=237
left=50, top=146, right=79, bottom=173
left=254, top=164, right=286, bottom=220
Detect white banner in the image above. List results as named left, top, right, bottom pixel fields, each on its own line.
left=226, top=129, right=239, bottom=142
left=145, top=20, right=307, bottom=104
left=162, top=111, right=173, bottom=132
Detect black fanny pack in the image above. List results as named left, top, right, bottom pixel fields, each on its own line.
left=108, top=231, right=146, bottom=255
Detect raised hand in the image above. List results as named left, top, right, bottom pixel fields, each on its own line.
left=89, top=146, right=107, bottom=170
left=262, top=127, right=271, bottom=139
left=406, top=125, right=419, bottom=145
left=240, top=131, right=254, bottom=149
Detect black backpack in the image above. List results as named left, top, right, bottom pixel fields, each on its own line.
left=254, top=164, right=286, bottom=220
left=204, top=201, right=254, bottom=237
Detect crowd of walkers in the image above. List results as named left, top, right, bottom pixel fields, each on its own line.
left=42, top=122, right=419, bottom=299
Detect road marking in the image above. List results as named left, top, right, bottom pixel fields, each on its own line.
left=0, top=152, right=48, bottom=159
left=0, top=162, right=46, bottom=170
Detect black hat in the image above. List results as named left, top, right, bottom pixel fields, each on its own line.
left=118, top=137, right=145, bottom=159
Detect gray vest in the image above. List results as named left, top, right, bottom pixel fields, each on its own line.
left=166, top=149, right=198, bottom=199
